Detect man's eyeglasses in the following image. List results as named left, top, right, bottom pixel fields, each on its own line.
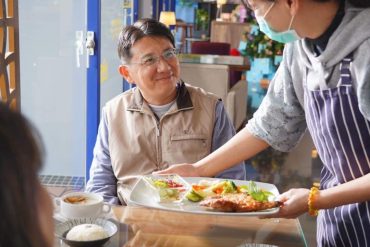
left=129, top=48, right=178, bottom=67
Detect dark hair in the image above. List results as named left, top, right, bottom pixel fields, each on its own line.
left=0, top=103, right=48, bottom=247
left=117, top=18, right=175, bottom=64
left=347, top=0, right=370, bottom=7
left=240, top=0, right=370, bottom=8
left=322, top=0, right=370, bottom=7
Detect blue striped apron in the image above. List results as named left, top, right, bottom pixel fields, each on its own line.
left=304, top=53, right=370, bottom=247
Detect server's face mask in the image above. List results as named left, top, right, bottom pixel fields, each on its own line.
left=255, top=1, right=301, bottom=43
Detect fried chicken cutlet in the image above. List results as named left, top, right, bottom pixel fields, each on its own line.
left=199, top=193, right=281, bottom=212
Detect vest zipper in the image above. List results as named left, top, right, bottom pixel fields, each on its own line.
left=156, top=121, right=161, bottom=136
left=156, top=120, right=162, bottom=166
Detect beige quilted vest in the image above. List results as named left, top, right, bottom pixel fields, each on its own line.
left=104, top=83, right=219, bottom=203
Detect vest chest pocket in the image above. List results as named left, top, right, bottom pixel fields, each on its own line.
left=166, top=134, right=209, bottom=164
left=171, top=134, right=208, bottom=145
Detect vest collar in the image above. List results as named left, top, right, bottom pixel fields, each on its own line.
left=127, top=80, right=194, bottom=112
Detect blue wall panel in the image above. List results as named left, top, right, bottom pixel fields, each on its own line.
left=86, top=0, right=101, bottom=180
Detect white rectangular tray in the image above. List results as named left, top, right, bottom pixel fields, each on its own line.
left=129, top=177, right=280, bottom=216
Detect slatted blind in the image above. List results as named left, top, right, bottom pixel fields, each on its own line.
left=0, top=0, right=20, bottom=110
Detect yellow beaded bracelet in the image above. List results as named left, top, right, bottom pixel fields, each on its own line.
left=308, top=186, right=319, bottom=216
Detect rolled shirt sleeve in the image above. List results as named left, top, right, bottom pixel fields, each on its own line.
left=212, top=101, right=246, bottom=180
left=354, top=40, right=370, bottom=122
left=85, top=107, right=120, bottom=205
left=246, top=52, right=307, bottom=152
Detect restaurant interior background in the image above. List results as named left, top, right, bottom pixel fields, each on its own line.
left=1, top=0, right=318, bottom=245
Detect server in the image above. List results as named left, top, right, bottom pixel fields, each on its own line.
left=157, top=1, right=370, bottom=246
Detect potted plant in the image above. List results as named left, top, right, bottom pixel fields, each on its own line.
left=195, top=8, right=209, bottom=32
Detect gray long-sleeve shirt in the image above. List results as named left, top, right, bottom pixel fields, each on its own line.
left=246, top=2, right=370, bottom=152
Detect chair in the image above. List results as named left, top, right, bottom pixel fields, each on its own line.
left=191, top=41, right=230, bottom=55
left=191, top=41, right=242, bottom=88
left=180, top=41, right=248, bottom=129
left=175, top=20, right=193, bottom=53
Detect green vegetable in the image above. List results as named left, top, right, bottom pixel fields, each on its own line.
left=223, top=180, right=237, bottom=194
left=230, top=181, right=237, bottom=190
left=154, top=180, right=168, bottom=188
left=238, top=185, right=249, bottom=193
left=186, top=191, right=203, bottom=202
left=247, top=181, right=274, bottom=202
left=194, top=186, right=216, bottom=198
left=159, top=188, right=179, bottom=200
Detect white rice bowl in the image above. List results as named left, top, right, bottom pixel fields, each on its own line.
left=66, top=223, right=109, bottom=241
left=55, top=217, right=117, bottom=247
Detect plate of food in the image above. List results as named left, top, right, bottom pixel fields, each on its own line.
left=129, top=175, right=281, bottom=216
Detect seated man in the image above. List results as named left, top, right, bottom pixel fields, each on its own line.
left=86, top=18, right=245, bottom=205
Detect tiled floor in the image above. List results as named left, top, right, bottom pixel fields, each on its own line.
left=40, top=175, right=85, bottom=199
left=39, top=175, right=85, bottom=188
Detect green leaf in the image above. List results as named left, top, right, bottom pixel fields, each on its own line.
left=247, top=181, right=273, bottom=202
left=153, top=180, right=168, bottom=188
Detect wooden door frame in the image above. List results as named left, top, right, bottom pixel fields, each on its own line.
left=0, top=0, right=20, bottom=110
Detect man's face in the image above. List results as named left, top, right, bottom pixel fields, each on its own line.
left=120, top=36, right=180, bottom=105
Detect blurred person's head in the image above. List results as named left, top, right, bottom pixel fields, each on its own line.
left=241, top=0, right=370, bottom=42
left=117, top=18, right=180, bottom=105
left=0, top=103, right=53, bottom=247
